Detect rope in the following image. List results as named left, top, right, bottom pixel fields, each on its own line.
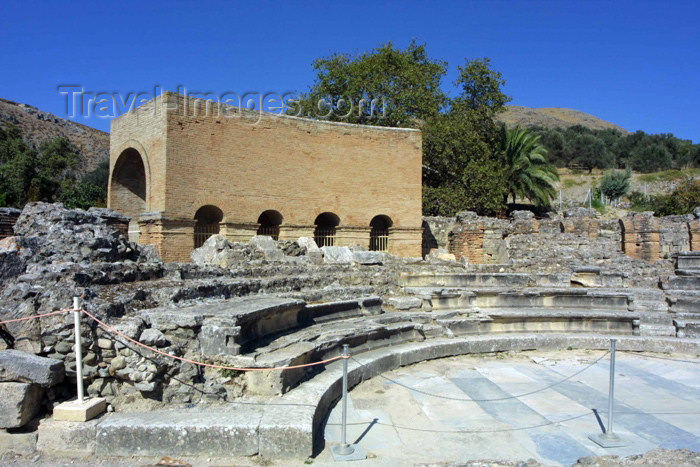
left=351, top=350, right=610, bottom=402
left=332, top=411, right=595, bottom=434
left=0, top=308, right=73, bottom=325
left=619, top=350, right=700, bottom=364
left=328, top=410, right=700, bottom=434
left=81, top=309, right=346, bottom=372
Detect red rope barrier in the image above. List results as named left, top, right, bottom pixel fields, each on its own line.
left=81, top=309, right=347, bottom=372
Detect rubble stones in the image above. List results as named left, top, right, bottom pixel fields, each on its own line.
left=0, top=350, right=64, bottom=386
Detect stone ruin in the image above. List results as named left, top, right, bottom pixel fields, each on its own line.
left=0, top=202, right=699, bottom=459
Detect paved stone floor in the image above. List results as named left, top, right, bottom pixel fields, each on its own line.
left=318, top=349, right=700, bottom=466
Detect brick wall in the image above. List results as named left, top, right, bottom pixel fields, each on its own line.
left=109, top=93, right=423, bottom=261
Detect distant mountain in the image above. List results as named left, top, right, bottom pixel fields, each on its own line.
left=0, top=97, right=108, bottom=174
left=497, top=106, right=629, bottom=133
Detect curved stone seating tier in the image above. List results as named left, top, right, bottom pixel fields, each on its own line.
left=224, top=306, right=641, bottom=395
left=56, top=334, right=700, bottom=460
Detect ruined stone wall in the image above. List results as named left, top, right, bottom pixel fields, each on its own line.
left=447, top=209, right=698, bottom=266
left=109, top=93, right=423, bottom=261
left=422, top=216, right=456, bottom=256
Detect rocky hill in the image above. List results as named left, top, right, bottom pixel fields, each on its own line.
left=0, top=97, right=108, bottom=174
left=497, top=106, right=629, bottom=133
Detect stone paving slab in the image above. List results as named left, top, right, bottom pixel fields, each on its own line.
left=319, top=350, right=700, bottom=466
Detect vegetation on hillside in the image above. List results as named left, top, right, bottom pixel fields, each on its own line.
left=531, top=126, right=699, bottom=173
left=629, top=178, right=700, bottom=216
left=0, top=125, right=107, bottom=209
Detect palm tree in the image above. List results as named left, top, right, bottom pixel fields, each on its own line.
left=501, top=126, right=559, bottom=206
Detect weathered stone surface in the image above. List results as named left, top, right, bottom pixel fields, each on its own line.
left=387, top=296, right=423, bottom=310
left=138, top=328, right=168, bottom=347
left=0, top=382, right=42, bottom=428
left=0, top=427, right=37, bottom=454
left=36, top=417, right=101, bottom=455
left=352, top=250, right=386, bottom=265
left=321, top=246, right=354, bottom=264
left=0, top=349, right=64, bottom=386
left=95, top=409, right=262, bottom=457
left=248, top=235, right=284, bottom=261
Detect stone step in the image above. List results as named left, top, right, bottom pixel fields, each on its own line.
left=630, top=299, right=669, bottom=312
left=636, top=313, right=674, bottom=325
left=673, top=318, right=700, bottom=338
left=661, top=276, right=700, bottom=290
left=638, top=324, right=677, bottom=337
left=439, top=309, right=640, bottom=336
left=667, top=291, right=700, bottom=312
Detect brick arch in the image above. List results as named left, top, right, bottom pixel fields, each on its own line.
left=110, top=147, right=149, bottom=219
left=369, top=214, right=393, bottom=251
left=193, top=205, right=224, bottom=248
left=314, top=212, right=340, bottom=247
left=257, top=210, right=283, bottom=240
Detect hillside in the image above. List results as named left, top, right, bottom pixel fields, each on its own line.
left=497, top=106, right=629, bottom=133
left=0, top=97, right=109, bottom=174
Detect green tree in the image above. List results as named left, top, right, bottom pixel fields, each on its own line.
left=422, top=58, right=511, bottom=215
left=568, top=133, right=614, bottom=172
left=600, top=169, right=632, bottom=202
left=629, top=143, right=672, bottom=173
left=293, top=40, right=447, bottom=128
left=500, top=126, right=559, bottom=206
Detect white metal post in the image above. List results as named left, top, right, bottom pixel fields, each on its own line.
left=588, top=338, right=627, bottom=447
left=73, top=296, right=84, bottom=404
left=331, top=344, right=365, bottom=461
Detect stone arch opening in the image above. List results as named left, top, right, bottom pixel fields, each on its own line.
left=370, top=215, right=393, bottom=252
left=194, top=205, right=224, bottom=249
left=111, top=148, right=147, bottom=242
left=257, top=210, right=283, bottom=240
left=314, top=212, right=340, bottom=247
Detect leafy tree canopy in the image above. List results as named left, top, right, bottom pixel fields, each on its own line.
left=294, top=40, right=448, bottom=128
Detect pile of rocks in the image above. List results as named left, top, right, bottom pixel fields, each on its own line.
left=190, top=233, right=392, bottom=268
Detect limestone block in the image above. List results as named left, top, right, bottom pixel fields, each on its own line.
left=249, top=235, right=284, bottom=261
left=387, top=296, right=423, bottom=311
left=0, top=349, right=65, bottom=386
left=297, top=237, right=323, bottom=263
left=36, top=417, right=100, bottom=455
left=352, top=250, right=386, bottom=265
left=0, top=382, right=42, bottom=428
left=321, top=246, right=354, bottom=264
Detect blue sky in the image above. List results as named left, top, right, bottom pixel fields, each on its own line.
left=1, top=0, right=698, bottom=142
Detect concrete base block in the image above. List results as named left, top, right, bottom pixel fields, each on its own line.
left=53, top=397, right=106, bottom=422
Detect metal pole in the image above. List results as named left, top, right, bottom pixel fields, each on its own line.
left=607, top=338, right=616, bottom=435
left=73, top=296, right=84, bottom=404
left=559, top=190, right=562, bottom=210
left=588, top=188, right=592, bottom=209
left=337, top=344, right=353, bottom=455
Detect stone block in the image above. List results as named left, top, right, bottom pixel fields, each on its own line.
left=352, top=250, right=386, bottom=265
left=0, top=428, right=37, bottom=454
left=95, top=409, right=262, bottom=457
left=0, top=382, right=42, bottom=429
left=249, top=236, right=285, bottom=261
left=321, top=246, right=354, bottom=264
left=387, top=296, right=423, bottom=310
left=258, top=405, right=315, bottom=458
left=0, top=349, right=65, bottom=386
left=36, top=416, right=100, bottom=456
